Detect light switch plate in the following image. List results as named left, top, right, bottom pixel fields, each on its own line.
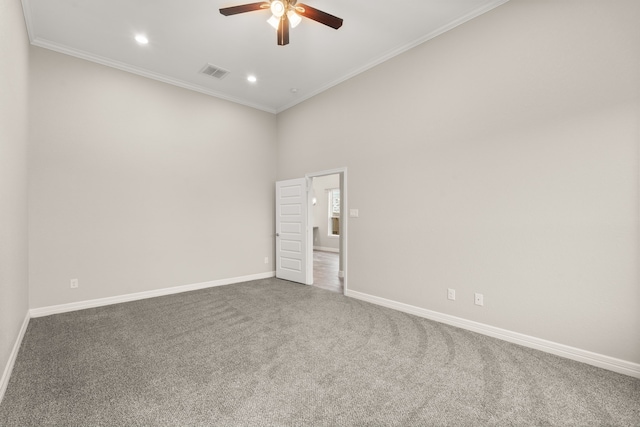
left=349, top=209, right=359, bottom=218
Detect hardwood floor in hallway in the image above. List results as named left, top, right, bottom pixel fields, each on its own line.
left=313, top=250, right=343, bottom=294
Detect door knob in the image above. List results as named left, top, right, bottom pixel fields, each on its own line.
left=276, top=233, right=280, bottom=237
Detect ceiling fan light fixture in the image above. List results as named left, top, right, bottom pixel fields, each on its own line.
left=270, top=1, right=285, bottom=18
left=287, top=10, right=301, bottom=28
left=219, top=1, right=343, bottom=46
left=267, top=15, right=280, bottom=29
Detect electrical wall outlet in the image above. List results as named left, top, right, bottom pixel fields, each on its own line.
left=264, top=257, right=269, bottom=264
left=70, top=279, right=79, bottom=289
left=474, top=293, right=484, bottom=306
left=447, top=288, right=456, bottom=300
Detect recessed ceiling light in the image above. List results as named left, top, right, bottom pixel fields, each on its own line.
left=134, top=34, right=149, bottom=45
left=247, top=75, right=257, bottom=83
left=290, top=88, right=298, bottom=93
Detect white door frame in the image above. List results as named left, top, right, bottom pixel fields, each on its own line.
left=306, top=167, right=348, bottom=295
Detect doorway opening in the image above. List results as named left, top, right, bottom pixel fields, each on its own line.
left=307, top=168, right=347, bottom=295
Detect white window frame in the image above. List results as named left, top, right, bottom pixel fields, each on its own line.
left=328, top=188, right=340, bottom=237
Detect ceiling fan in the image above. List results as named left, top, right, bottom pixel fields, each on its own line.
left=219, top=0, right=343, bottom=46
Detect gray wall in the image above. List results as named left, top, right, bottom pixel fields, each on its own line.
left=28, top=47, right=277, bottom=308
left=277, top=0, right=640, bottom=364
left=3, top=0, right=639, bottom=383
left=0, top=0, right=30, bottom=390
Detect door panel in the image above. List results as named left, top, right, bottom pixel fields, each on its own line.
left=275, top=178, right=312, bottom=284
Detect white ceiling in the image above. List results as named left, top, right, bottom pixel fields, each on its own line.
left=21, top=0, right=509, bottom=113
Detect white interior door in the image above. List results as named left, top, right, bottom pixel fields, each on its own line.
left=275, top=178, right=312, bottom=285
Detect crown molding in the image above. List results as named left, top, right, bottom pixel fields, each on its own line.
left=275, top=0, right=511, bottom=113
left=21, top=0, right=509, bottom=115
left=29, top=38, right=278, bottom=114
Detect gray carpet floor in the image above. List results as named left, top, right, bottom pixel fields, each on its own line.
left=1, top=278, right=639, bottom=426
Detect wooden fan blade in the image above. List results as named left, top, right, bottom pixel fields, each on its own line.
left=219, top=2, right=267, bottom=16
left=296, top=3, right=343, bottom=29
left=277, top=13, right=290, bottom=46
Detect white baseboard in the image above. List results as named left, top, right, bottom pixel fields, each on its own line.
left=30, top=271, right=276, bottom=318
left=0, top=312, right=30, bottom=404
left=346, top=289, right=640, bottom=379
left=313, top=246, right=339, bottom=253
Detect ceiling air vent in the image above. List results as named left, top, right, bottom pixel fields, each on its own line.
left=200, top=64, right=230, bottom=79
